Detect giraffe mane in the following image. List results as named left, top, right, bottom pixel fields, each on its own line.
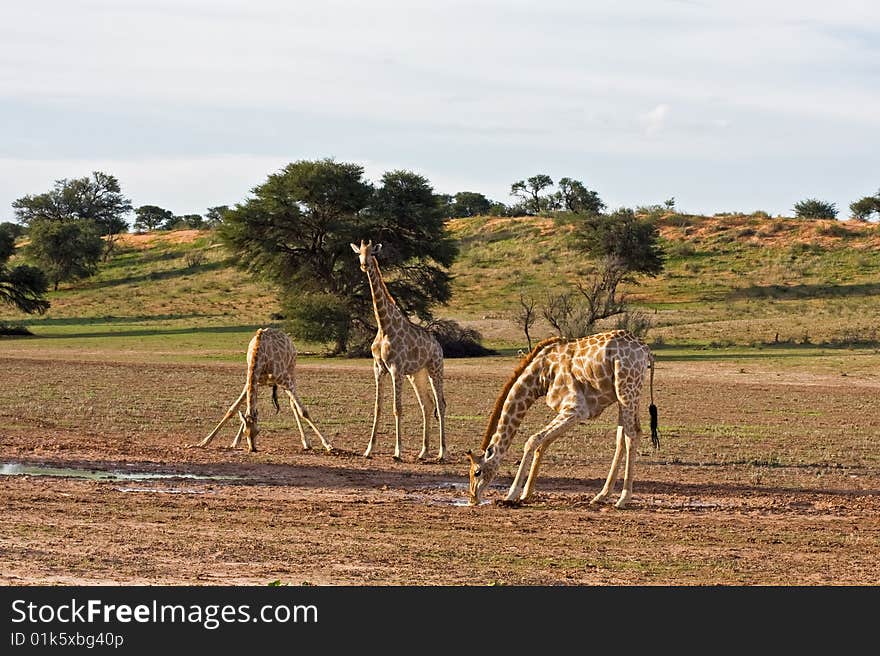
left=479, top=336, right=566, bottom=451
left=372, top=258, right=398, bottom=307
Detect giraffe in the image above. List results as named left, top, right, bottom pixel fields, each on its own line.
left=466, top=329, right=658, bottom=508
left=195, top=327, right=333, bottom=453
left=351, top=240, right=448, bottom=462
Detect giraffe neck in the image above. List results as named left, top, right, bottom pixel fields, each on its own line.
left=244, top=328, right=264, bottom=418
left=487, top=360, right=546, bottom=463
left=365, top=260, right=405, bottom=333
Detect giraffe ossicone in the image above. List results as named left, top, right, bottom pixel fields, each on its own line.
left=195, top=327, right=332, bottom=453
left=467, top=330, right=658, bottom=509
left=351, top=240, right=448, bottom=462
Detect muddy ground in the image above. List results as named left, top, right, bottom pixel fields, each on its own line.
left=1, top=353, right=878, bottom=585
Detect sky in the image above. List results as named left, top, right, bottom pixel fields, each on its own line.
left=1, top=0, right=878, bottom=221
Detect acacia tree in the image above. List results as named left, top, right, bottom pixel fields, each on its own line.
left=219, top=159, right=458, bottom=354
left=134, top=205, right=174, bottom=231
left=534, top=208, right=664, bottom=339
left=849, top=190, right=880, bottom=221
left=24, top=218, right=104, bottom=290
left=556, top=178, right=605, bottom=214
left=571, top=208, right=665, bottom=277
left=13, top=171, right=132, bottom=259
left=204, top=205, right=230, bottom=227
left=0, top=225, right=49, bottom=315
left=510, top=174, right=555, bottom=215
left=450, top=191, right=493, bottom=217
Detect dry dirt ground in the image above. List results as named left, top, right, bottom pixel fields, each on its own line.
left=1, top=352, right=878, bottom=586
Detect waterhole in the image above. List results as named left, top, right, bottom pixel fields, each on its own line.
left=0, top=462, right=241, bottom=482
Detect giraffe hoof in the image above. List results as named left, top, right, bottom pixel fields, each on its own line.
left=392, top=455, right=403, bottom=462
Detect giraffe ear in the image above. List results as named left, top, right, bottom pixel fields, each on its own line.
left=373, top=243, right=383, bottom=254
left=350, top=243, right=360, bottom=253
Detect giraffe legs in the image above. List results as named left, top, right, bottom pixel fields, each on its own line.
left=504, top=410, right=580, bottom=504
left=365, top=360, right=445, bottom=462
left=408, top=370, right=433, bottom=461
left=590, top=406, right=642, bottom=508
left=390, top=370, right=404, bottom=461
left=195, top=388, right=247, bottom=448
left=364, top=362, right=387, bottom=459
left=521, top=439, right=558, bottom=501
left=229, top=411, right=247, bottom=449
left=427, top=364, right=447, bottom=463
left=285, top=389, right=333, bottom=453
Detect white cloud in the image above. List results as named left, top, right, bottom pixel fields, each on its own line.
left=639, top=104, right=671, bottom=136
left=1, top=1, right=878, bottom=217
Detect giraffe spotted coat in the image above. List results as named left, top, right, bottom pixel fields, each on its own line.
left=468, top=330, right=657, bottom=508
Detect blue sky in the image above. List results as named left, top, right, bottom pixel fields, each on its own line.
left=1, top=0, right=878, bottom=220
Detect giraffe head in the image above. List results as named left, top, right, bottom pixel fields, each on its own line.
left=242, top=411, right=259, bottom=452
left=466, top=445, right=500, bottom=505
left=350, top=240, right=382, bottom=272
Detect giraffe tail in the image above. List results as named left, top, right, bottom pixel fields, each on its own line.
left=648, top=357, right=659, bottom=449
left=271, top=384, right=280, bottom=414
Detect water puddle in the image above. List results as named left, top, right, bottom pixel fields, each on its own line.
left=0, top=462, right=241, bottom=483
left=409, top=480, right=500, bottom=506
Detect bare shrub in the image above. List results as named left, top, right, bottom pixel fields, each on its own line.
left=184, top=251, right=206, bottom=268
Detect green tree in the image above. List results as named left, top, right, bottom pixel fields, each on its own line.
left=0, top=222, right=25, bottom=240
left=0, top=224, right=49, bottom=314
left=134, top=205, right=174, bottom=231
left=792, top=198, right=838, bottom=220
left=510, top=174, right=554, bottom=215
left=168, top=214, right=205, bottom=229
left=488, top=201, right=511, bottom=216
left=571, top=208, right=665, bottom=277
left=205, top=205, right=230, bottom=227
left=13, top=171, right=132, bottom=235
left=219, top=159, right=457, bottom=354
left=360, top=168, right=458, bottom=316
left=450, top=191, right=493, bottom=217
left=556, top=178, right=605, bottom=214
left=849, top=190, right=880, bottom=222
left=24, top=218, right=104, bottom=290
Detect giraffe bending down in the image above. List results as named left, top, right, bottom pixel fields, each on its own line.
left=351, top=240, right=448, bottom=462
left=467, top=330, right=658, bottom=508
left=195, top=327, right=333, bottom=453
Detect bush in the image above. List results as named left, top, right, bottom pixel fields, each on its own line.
left=283, top=292, right=351, bottom=355
left=425, top=319, right=495, bottom=358
left=665, top=241, right=696, bottom=258
left=613, top=310, right=653, bottom=339
left=816, top=222, right=850, bottom=238
left=793, top=198, right=838, bottom=220
left=184, top=251, right=206, bottom=268
left=0, top=323, right=33, bottom=336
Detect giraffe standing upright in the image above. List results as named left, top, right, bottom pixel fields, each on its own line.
left=351, top=240, right=447, bottom=462
left=467, top=330, right=658, bottom=508
left=195, top=327, right=333, bottom=453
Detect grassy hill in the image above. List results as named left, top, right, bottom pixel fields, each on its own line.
left=3, top=215, right=880, bottom=360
